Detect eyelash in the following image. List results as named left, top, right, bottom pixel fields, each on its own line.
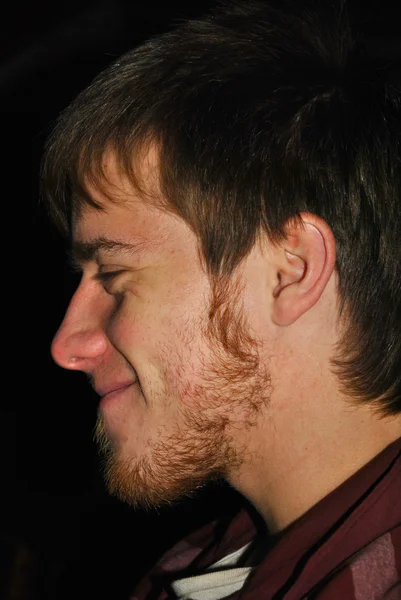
left=66, top=258, right=125, bottom=291
left=94, top=270, right=123, bottom=285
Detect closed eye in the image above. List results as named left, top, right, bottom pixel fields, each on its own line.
left=94, top=270, right=124, bottom=285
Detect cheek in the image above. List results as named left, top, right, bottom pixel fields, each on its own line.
left=108, top=289, right=214, bottom=392
left=107, top=296, right=156, bottom=356
left=108, top=296, right=196, bottom=362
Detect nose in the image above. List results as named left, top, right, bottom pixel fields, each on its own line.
left=51, top=281, right=109, bottom=372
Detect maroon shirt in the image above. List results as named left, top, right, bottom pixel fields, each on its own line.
left=131, top=438, right=401, bottom=599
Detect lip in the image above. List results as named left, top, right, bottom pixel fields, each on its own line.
left=96, top=381, right=136, bottom=398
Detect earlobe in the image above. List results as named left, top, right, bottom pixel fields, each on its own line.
left=272, top=214, right=336, bottom=326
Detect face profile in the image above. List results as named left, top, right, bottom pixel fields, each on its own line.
left=42, top=1, right=401, bottom=597
left=51, top=155, right=273, bottom=509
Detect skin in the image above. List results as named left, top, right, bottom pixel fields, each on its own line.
left=51, top=153, right=401, bottom=531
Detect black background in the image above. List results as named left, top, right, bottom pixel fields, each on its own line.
left=1, top=1, right=399, bottom=598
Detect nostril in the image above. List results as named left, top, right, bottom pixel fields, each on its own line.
left=51, top=329, right=108, bottom=370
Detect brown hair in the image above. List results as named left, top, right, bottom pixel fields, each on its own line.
left=41, top=0, right=401, bottom=415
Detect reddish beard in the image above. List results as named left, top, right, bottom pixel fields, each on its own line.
left=94, top=277, right=271, bottom=509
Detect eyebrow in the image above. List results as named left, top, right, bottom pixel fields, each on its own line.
left=69, top=236, right=148, bottom=268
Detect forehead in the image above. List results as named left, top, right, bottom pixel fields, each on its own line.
left=74, top=197, right=166, bottom=243
left=73, top=147, right=164, bottom=238
left=72, top=151, right=198, bottom=262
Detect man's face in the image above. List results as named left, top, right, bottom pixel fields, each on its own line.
left=51, top=161, right=271, bottom=509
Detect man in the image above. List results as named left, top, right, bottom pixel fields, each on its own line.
left=42, top=0, right=400, bottom=598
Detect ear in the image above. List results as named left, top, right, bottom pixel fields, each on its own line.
left=272, top=213, right=336, bottom=326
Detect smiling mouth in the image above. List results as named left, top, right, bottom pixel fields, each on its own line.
left=97, top=381, right=137, bottom=398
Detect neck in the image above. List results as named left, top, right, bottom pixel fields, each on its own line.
left=229, top=391, right=401, bottom=533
